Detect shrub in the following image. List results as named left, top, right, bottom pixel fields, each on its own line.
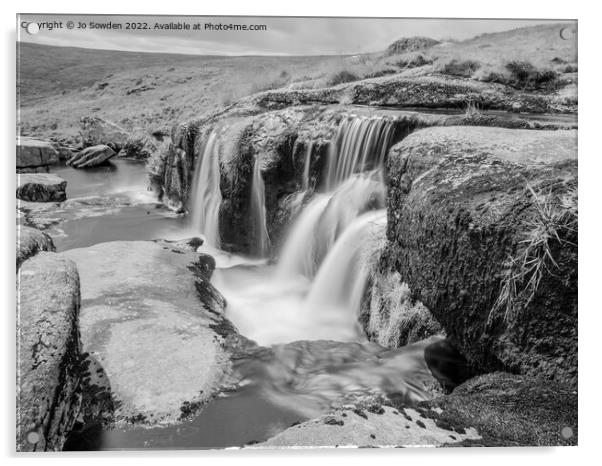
left=327, top=70, right=361, bottom=86
left=505, top=60, right=559, bottom=90
left=440, top=59, right=481, bottom=77
left=395, top=53, right=432, bottom=69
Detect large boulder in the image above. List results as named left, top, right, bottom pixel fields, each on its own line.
left=67, top=145, right=116, bottom=168
left=17, top=173, right=67, bottom=202
left=16, top=137, right=59, bottom=172
left=385, top=126, right=577, bottom=386
left=17, top=252, right=82, bottom=451
left=16, top=225, right=55, bottom=268
left=414, top=372, right=578, bottom=446
left=256, top=405, right=480, bottom=448
left=62, top=241, right=235, bottom=425
left=79, top=116, right=129, bottom=150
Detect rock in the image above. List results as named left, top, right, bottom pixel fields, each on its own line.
left=67, top=145, right=116, bottom=168
left=385, top=126, right=577, bottom=386
left=17, top=137, right=59, bottom=172
left=385, top=37, right=440, bottom=55
left=414, top=372, right=578, bottom=446
left=117, top=130, right=163, bottom=160
left=16, top=225, right=56, bottom=268
left=79, top=116, right=129, bottom=150
left=255, top=405, right=480, bottom=448
left=62, top=241, right=235, bottom=425
left=17, top=173, right=67, bottom=202
left=17, top=252, right=82, bottom=451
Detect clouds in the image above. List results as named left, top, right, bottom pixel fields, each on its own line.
left=18, top=15, right=567, bottom=56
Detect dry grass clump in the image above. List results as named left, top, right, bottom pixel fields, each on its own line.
left=439, top=59, right=481, bottom=77
left=490, top=184, right=577, bottom=326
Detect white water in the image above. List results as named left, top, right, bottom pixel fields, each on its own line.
left=189, top=131, right=222, bottom=247
left=250, top=156, right=271, bottom=257
left=301, top=141, right=313, bottom=191
left=277, top=170, right=386, bottom=279
left=325, top=116, right=395, bottom=190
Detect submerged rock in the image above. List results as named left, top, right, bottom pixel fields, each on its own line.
left=16, top=225, right=55, bottom=268
left=17, top=173, right=67, bottom=202
left=17, top=252, right=82, bottom=451
left=68, top=144, right=116, bottom=168
left=16, top=137, right=59, bottom=173
left=62, top=241, right=235, bottom=425
left=386, top=126, right=578, bottom=386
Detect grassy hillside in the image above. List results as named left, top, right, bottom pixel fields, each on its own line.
left=17, top=22, right=577, bottom=141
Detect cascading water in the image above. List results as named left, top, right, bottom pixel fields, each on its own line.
left=277, top=170, right=386, bottom=278
left=250, top=155, right=271, bottom=257
left=301, top=141, right=313, bottom=191
left=189, top=131, right=222, bottom=247
left=325, top=115, right=396, bottom=190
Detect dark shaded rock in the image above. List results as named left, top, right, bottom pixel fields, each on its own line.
left=419, top=372, right=578, bottom=446
left=424, top=339, right=475, bottom=392
left=17, top=137, right=59, bottom=172
left=68, top=145, right=116, bottom=168
left=17, top=173, right=67, bottom=202
left=17, top=252, right=82, bottom=451
left=385, top=126, right=577, bottom=386
left=16, top=225, right=56, bottom=269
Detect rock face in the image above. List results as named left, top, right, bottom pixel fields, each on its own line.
left=67, top=145, right=116, bottom=168
left=16, top=225, right=56, bottom=268
left=17, top=252, right=82, bottom=451
left=62, top=241, right=235, bottom=425
left=17, top=137, right=59, bottom=173
left=256, top=405, right=480, bottom=448
left=79, top=116, right=128, bottom=150
left=385, top=126, right=578, bottom=386
left=415, top=372, right=578, bottom=446
left=17, top=173, right=67, bottom=202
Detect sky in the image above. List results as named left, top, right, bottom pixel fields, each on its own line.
left=17, top=15, right=572, bottom=56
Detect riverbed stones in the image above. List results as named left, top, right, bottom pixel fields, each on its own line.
left=16, top=225, right=56, bottom=268
left=17, top=252, right=82, bottom=451
left=17, top=137, right=59, bottom=173
left=386, top=126, right=578, bottom=386
left=17, top=173, right=67, bottom=202
left=62, top=241, right=234, bottom=425
left=67, top=144, right=116, bottom=168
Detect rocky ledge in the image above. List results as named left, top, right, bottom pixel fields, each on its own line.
left=61, top=240, right=238, bottom=427
left=17, top=173, right=67, bottom=203
left=384, top=126, right=577, bottom=386
left=17, top=137, right=60, bottom=173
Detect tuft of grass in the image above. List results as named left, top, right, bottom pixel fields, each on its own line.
left=440, top=59, right=481, bottom=77
left=327, top=70, right=361, bottom=86
left=489, top=185, right=577, bottom=326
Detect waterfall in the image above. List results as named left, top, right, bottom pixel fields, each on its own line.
left=277, top=170, right=385, bottom=278
left=251, top=156, right=271, bottom=256
left=304, top=209, right=386, bottom=329
left=189, top=131, right=222, bottom=247
left=325, top=116, right=396, bottom=190
left=301, top=141, right=313, bottom=191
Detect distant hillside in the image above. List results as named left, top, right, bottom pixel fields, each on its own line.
left=17, top=22, right=577, bottom=141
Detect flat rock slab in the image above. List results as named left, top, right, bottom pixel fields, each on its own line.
left=17, top=173, right=67, bottom=202
left=62, top=241, right=230, bottom=425
left=256, top=405, right=480, bottom=448
left=17, top=252, right=82, bottom=451
left=16, top=225, right=55, bottom=268
left=17, top=137, right=59, bottom=170
left=68, top=145, right=116, bottom=168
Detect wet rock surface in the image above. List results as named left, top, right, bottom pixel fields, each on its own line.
left=17, top=173, right=67, bottom=202
left=17, top=252, right=82, bottom=451
left=17, top=137, right=59, bottom=172
left=62, top=241, right=236, bottom=425
left=68, top=144, right=116, bottom=168
left=16, top=225, right=56, bottom=268
left=386, top=126, right=578, bottom=385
